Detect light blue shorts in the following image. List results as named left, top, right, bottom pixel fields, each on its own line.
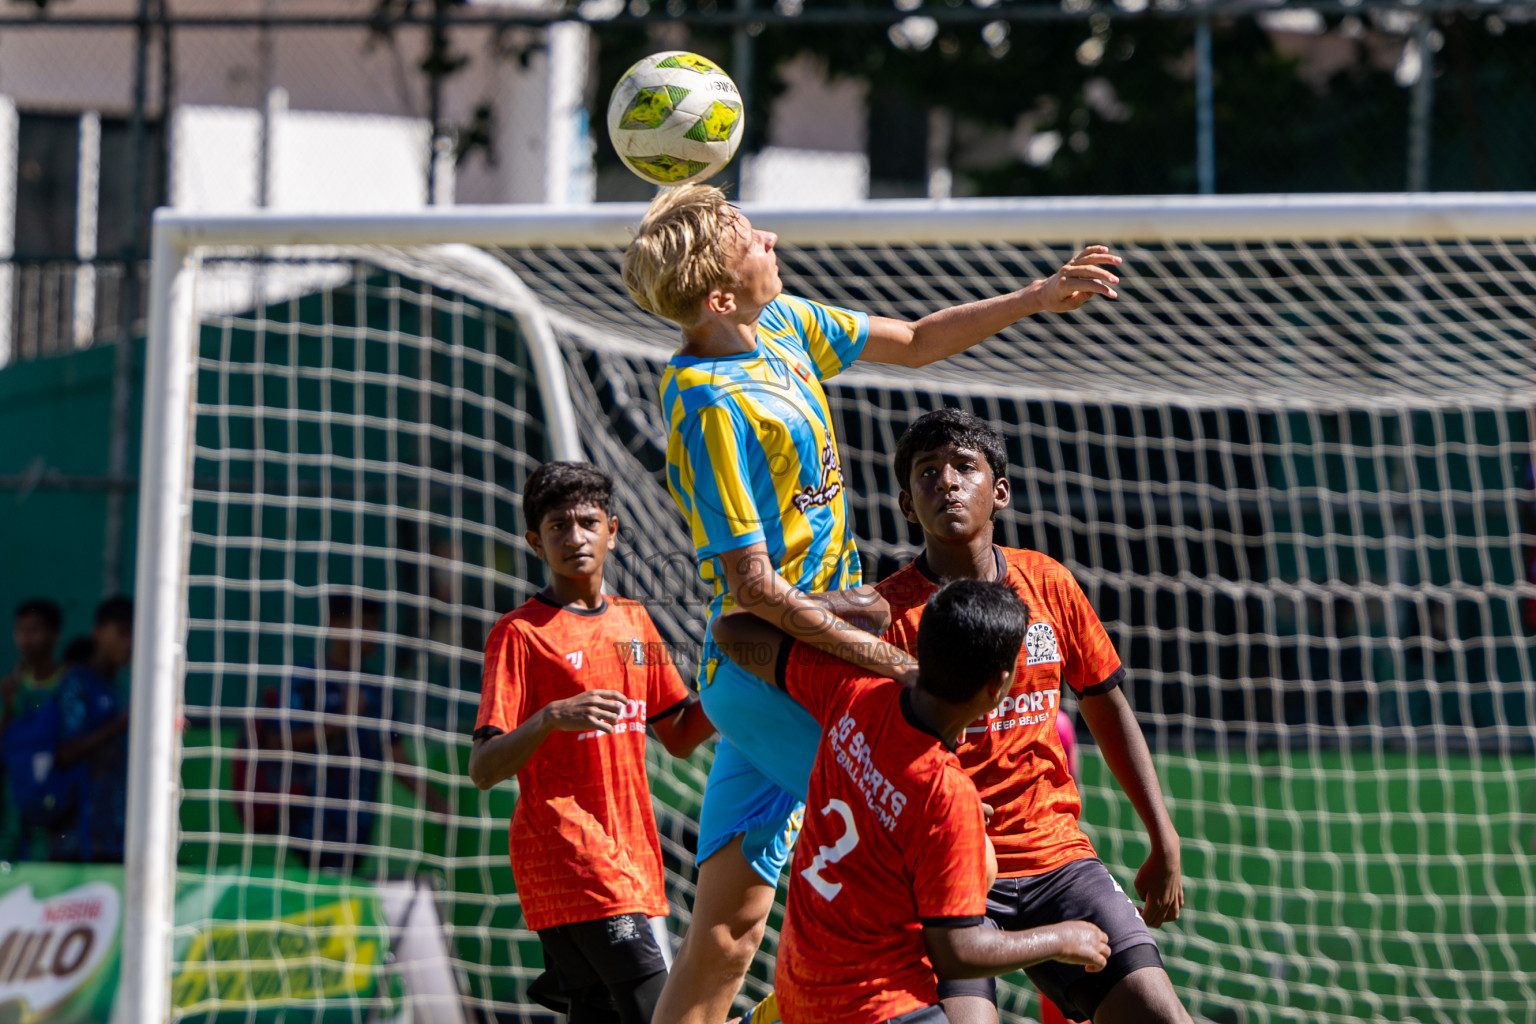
left=694, top=648, right=820, bottom=883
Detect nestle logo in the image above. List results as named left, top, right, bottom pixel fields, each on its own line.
left=43, top=899, right=103, bottom=923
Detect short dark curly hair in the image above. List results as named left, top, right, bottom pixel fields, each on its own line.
left=916, top=579, right=1030, bottom=704
left=523, top=462, right=615, bottom=533
left=94, top=595, right=133, bottom=630
left=893, top=407, right=1008, bottom=493
left=14, top=597, right=63, bottom=632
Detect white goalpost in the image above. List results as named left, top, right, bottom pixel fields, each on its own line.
left=127, top=194, right=1536, bottom=1024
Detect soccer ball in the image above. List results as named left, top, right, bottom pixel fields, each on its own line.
left=607, top=51, right=744, bottom=186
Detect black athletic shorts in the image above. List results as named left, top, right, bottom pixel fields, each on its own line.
left=883, top=1005, right=949, bottom=1024
left=936, top=857, right=1163, bottom=1020
left=538, top=912, right=668, bottom=992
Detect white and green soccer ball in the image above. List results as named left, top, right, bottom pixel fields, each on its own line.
left=607, top=51, right=744, bottom=187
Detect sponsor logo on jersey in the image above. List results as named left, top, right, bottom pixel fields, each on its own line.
left=826, top=711, right=909, bottom=831
left=564, top=651, right=583, bottom=670
left=1024, top=621, right=1061, bottom=666
left=576, top=698, right=649, bottom=741
left=968, top=687, right=1060, bottom=736
left=791, top=442, right=844, bottom=513
left=616, top=640, right=677, bottom=666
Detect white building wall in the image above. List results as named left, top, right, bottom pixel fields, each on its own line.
left=270, top=108, right=432, bottom=211
left=0, top=0, right=583, bottom=208
left=742, top=53, right=870, bottom=204
left=768, top=54, right=867, bottom=154
left=170, top=105, right=263, bottom=212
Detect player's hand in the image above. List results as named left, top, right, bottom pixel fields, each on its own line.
left=543, top=690, right=629, bottom=734
left=1033, top=245, right=1121, bottom=312
left=890, top=661, right=920, bottom=689
left=1135, top=843, right=1184, bottom=927
left=836, top=586, right=891, bottom=636
left=1050, top=921, right=1111, bottom=971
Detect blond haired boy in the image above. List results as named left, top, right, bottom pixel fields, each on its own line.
left=623, top=184, right=1122, bottom=1024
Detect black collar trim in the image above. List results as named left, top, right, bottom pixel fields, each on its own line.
left=899, top=687, right=957, bottom=752
left=534, top=590, right=609, bottom=617
left=914, top=545, right=1007, bottom=586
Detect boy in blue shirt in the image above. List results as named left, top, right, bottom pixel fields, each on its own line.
left=52, top=595, right=134, bottom=862
left=253, top=594, right=446, bottom=871
left=1, top=597, right=65, bottom=859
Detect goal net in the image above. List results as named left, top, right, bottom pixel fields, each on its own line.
left=129, top=196, right=1535, bottom=1024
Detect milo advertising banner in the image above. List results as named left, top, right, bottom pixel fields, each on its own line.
left=169, top=868, right=403, bottom=1024
left=0, top=863, right=121, bottom=1024
left=0, top=863, right=462, bottom=1024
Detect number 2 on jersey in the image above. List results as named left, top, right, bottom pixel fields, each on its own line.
left=799, top=799, right=860, bottom=900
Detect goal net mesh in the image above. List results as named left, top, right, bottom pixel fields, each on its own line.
left=166, top=223, right=1534, bottom=1024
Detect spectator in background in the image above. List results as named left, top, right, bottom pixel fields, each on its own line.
left=1, top=598, right=66, bottom=860
left=52, top=596, right=134, bottom=863
left=257, top=593, right=447, bottom=872
left=61, top=635, right=96, bottom=667
left=1, top=599, right=66, bottom=729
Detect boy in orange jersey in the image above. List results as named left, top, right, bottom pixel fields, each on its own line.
left=713, top=579, right=1110, bottom=1024
left=471, top=462, right=716, bottom=1023
left=876, top=409, right=1191, bottom=1024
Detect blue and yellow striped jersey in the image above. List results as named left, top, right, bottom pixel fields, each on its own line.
left=661, top=294, right=869, bottom=674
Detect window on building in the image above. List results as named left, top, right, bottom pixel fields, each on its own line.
left=13, top=111, right=164, bottom=261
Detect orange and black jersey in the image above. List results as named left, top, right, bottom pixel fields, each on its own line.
left=772, top=642, right=989, bottom=1024
left=476, top=592, right=691, bottom=930
left=877, top=546, right=1124, bottom=877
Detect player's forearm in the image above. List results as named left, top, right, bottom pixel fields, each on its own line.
left=900, top=287, right=1048, bottom=368
left=653, top=700, right=715, bottom=758
left=739, top=574, right=911, bottom=680
left=1078, top=689, right=1179, bottom=851
left=468, top=711, right=553, bottom=789
left=672, top=700, right=717, bottom=755
left=720, top=544, right=913, bottom=679
left=803, top=586, right=890, bottom=635
left=927, top=923, right=1082, bottom=979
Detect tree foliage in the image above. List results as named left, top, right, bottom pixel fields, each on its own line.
left=586, top=4, right=1535, bottom=196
